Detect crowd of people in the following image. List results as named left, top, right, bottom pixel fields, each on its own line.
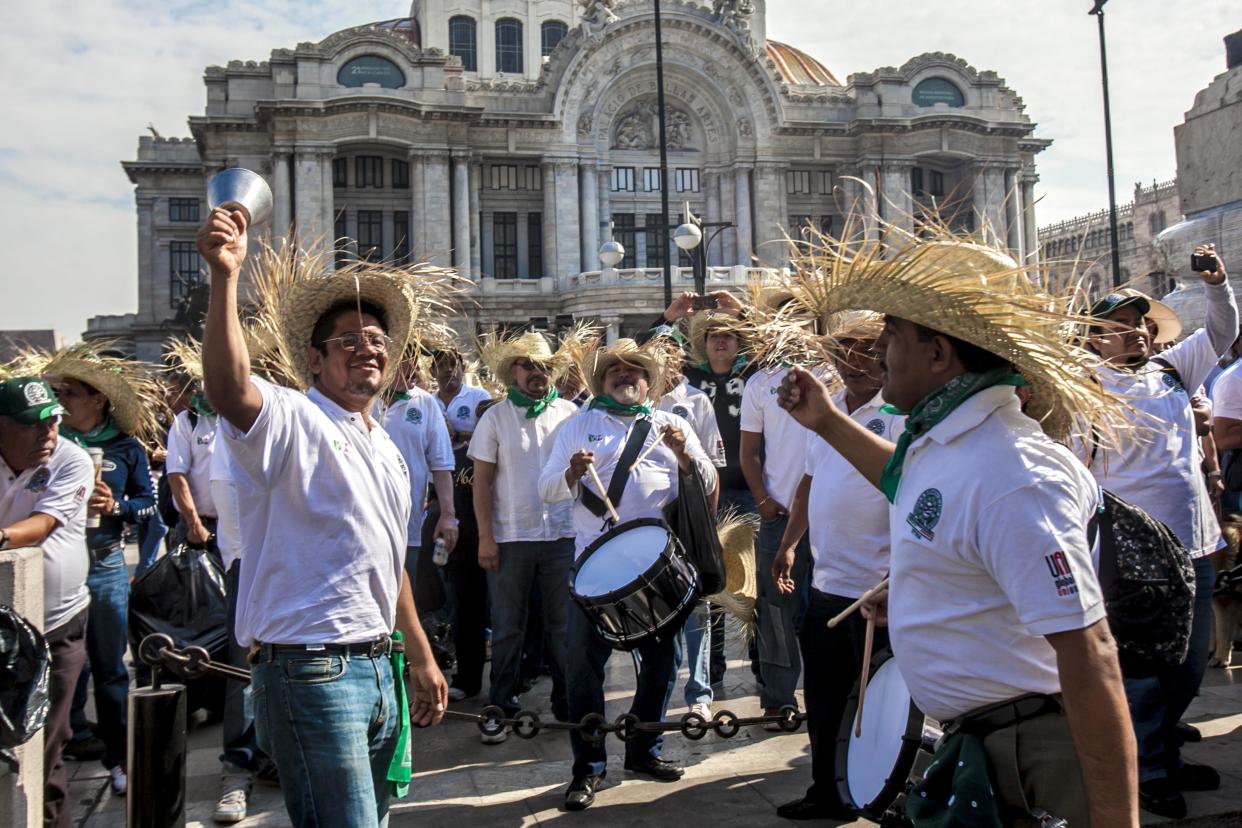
left=0, top=196, right=1236, bottom=828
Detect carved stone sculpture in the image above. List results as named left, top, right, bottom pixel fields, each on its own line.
left=579, top=0, right=619, bottom=45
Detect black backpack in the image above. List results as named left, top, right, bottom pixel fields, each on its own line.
left=1092, top=489, right=1196, bottom=678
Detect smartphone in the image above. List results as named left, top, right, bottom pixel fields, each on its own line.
left=692, top=295, right=719, bottom=310
left=1191, top=253, right=1219, bottom=274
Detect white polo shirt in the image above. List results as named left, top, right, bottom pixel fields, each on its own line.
left=889, top=386, right=1104, bottom=722
left=384, top=388, right=455, bottom=545
left=1211, top=359, right=1242, bottom=419
left=0, top=437, right=93, bottom=632
left=468, top=397, right=577, bottom=543
left=805, top=391, right=902, bottom=598
left=656, top=380, right=726, bottom=468
left=437, top=384, right=493, bottom=436
left=1089, top=328, right=1222, bottom=558
left=166, top=410, right=218, bottom=519
left=221, top=378, right=412, bottom=646
left=539, top=407, right=718, bottom=557
left=208, top=438, right=242, bottom=571
left=740, top=367, right=817, bottom=509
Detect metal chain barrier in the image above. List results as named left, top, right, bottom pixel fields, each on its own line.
left=138, top=634, right=807, bottom=744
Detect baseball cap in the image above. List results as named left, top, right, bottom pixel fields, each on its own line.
left=0, top=377, right=65, bottom=425
left=1090, top=289, right=1151, bottom=320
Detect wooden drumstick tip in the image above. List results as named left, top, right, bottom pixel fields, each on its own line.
left=854, top=613, right=876, bottom=738
left=827, top=577, right=889, bottom=629
left=585, top=462, right=621, bottom=523
left=628, top=431, right=666, bottom=473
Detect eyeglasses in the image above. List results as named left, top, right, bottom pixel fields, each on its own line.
left=320, top=332, right=393, bottom=353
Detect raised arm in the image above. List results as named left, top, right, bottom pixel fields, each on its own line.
left=196, top=208, right=263, bottom=432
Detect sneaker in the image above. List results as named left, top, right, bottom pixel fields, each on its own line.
left=213, top=771, right=252, bottom=824
left=481, top=726, right=509, bottom=745
left=109, top=764, right=128, bottom=796
left=1139, top=777, right=1186, bottom=819
left=689, top=703, right=712, bottom=720
left=63, top=735, right=106, bottom=762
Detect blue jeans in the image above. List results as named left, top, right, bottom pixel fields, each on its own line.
left=755, top=514, right=811, bottom=709
left=667, top=602, right=713, bottom=709
left=1123, top=555, right=1216, bottom=782
left=69, top=546, right=130, bottom=769
left=135, top=511, right=167, bottom=578
left=252, top=650, right=398, bottom=827
left=566, top=604, right=677, bottom=779
left=487, top=539, right=573, bottom=717
left=222, top=561, right=264, bottom=772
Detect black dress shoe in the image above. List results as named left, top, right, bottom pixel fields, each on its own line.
left=776, top=797, right=854, bottom=821
left=1173, top=761, right=1221, bottom=791
left=1174, top=721, right=1203, bottom=743
left=623, top=755, right=684, bottom=781
left=565, top=773, right=605, bottom=811
left=1139, top=777, right=1186, bottom=819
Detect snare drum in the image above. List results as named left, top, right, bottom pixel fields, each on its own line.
left=570, top=518, right=699, bottom=649
left=836, top=648, right=941, bottom=822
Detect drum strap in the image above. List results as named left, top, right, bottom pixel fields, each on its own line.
left=580, top=416, right=654, bottom=526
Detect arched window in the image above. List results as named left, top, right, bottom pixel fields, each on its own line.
left=449, top=16, right=477, bottom=72
left=541, top=20, right=568, bottom=57
left=1149, top=211, right=1167, bottom=235
left=496, top=18, right=523, bottom=73
left=912, top=77, right=965, bottom=107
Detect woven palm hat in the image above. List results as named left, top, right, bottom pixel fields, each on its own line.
left=164, top=336, right=203, bottom=381
left=686, top=311, right=748, bottom=366
left=708, top=509, right=759, bottom=627
left=585, top=338, right=666, bottom=401
left=480, top=331, right=565, bottom=388
left=16, top=342, right=164, bottom=447
left=783, top=231, right=1125, bottom=442
left=824, top=310, right=884, bottom=342
left=277, top=266, right=416, bottom=390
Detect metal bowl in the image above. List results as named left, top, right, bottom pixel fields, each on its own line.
left=207, top=167, right=273, bottom=227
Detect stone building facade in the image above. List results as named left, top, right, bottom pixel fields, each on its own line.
left=88, top=0, right=1048, bottom=361
left=1038, top=179, right=1181, bottom=298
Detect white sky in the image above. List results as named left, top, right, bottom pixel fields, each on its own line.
left=0, top=0, right=1236, bottom=340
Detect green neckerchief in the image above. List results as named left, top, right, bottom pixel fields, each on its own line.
left=191, top=392, right=216, bottom=419
left=698, top=354, right=749, bottom=377
left=878, top=368, right=1027, bottom=503
left=386, top=631, right=412, bottom=799
left=507, top=385, right=559, bottom=419
left=394, top=391, right=412, bottom=402
left=905, top=731, right=1002, bottom=827
left=589, top=395, right=652, bottom=417
left=60, top=417, right=121, bottom=448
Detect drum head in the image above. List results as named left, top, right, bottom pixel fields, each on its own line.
left=574, top=523, right=670, bottom=597
left=836, top=650, right=924, bottom=817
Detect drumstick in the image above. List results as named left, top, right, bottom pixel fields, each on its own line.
left=628, top=431, right=665, bottom=472
left=854, top=614, right=876, bottom=738
left=585, top=462, right=621, bottom=523
left=827, top=577, right=889, bottom=629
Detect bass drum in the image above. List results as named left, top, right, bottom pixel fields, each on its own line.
left=570, top=518, right=699, bottom=650
left=836, top=648, right=941, bottom=824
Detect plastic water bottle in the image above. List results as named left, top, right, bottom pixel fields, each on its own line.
left=432, top=537, right=449, bottom=566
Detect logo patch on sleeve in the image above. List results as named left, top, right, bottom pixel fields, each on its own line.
left=26, top=467, right=51, bottom=492
left=906, top=488, right=942, bottom=541
left=1043, top=551, right=1079, bottom=596
left=406, top=408, right=423, bottom=425
left=865, top=418, right=886, bottom=435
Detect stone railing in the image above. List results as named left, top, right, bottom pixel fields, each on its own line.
left=0, top=547, right=43, bottom=828
left=565, top=265, right=782, bottom=290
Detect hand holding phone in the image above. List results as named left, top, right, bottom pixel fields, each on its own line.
left=1191, top=253, right=1219, bottom=274
left=691, top=295, right=719, bottom=311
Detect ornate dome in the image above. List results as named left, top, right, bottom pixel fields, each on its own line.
left=765, top=40, right=840, bottom=87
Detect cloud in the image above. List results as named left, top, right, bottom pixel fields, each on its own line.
left=0, top=1, right=1235, bottom=339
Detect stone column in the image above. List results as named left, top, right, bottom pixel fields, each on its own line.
left=451, top=152, right=471, bottom=277
left=1003, top=167, right=1021, bottom=256
left=1021, top=176, right=1039, bottom=265
left=971, top=163, right=1007, bottom=246
left=514, top=213, right=527, bottom=277
left=597, top=166, right=612, bottom=235
left=409, top=151, right=426, bottom=262
left=321, top=151, right=335, bottom=268
left=580, top=162, right=600, bottom=272
left=734, top=165, right=753, bottom=265
left=705, top=170, right=722, bottom=267
left=469, top=161, right=482, bottom=278
left=554, top=162, right=581, bottom=279
left=271, top=150, right=292, bottom=246
left=136, top=194, right=158, bottom=323
left=752, top=162, right=787, bottom=268
left=603, top=316, right=622, bottom=345
left=542, top=162, right=558, bottom=279
left=293, top=147, right=327, bottom=255
left=421, top=152, right=452, bottom=267
left=880, top=162, right=914, bottom=234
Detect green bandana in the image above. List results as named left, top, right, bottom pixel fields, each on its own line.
left=589, top=395, right=652, bottom=417
left=507, top=385, right=559, bottom=419
left=60, top=417, right=121, bottom=448
left=394, top=391, right=412, bottom=402
left=191, top=392, right=216, bottom=419
left=906, top=731, right=1002, bottom=827
left=386, top=631, right=412, bottom=799
left=699, top=354, right=749, bottom=377
left=879, top=368, right=1027, bottom=503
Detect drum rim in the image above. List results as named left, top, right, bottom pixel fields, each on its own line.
left=834, top=647, right=926, bottom=817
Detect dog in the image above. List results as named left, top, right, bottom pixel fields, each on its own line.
left=1209, top=516, right=1242, bottom=667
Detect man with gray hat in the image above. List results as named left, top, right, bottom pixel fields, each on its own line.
left=0, top=377, right=94, bottom=827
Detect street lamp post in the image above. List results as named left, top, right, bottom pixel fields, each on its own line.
left=1089, top=0, right=1124, bottom=288
left=653, top=0, right=673, bottom=308
left=674, top=203, right=734, bottom=297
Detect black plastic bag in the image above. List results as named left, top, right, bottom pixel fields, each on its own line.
left=665, top=465, right=726, bottom=596
left=0, top=604, right=50, bottom=769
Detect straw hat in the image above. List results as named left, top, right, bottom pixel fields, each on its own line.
left=479, top=331, right=564, bottom=388
left=780, top=228, right=1127, bottom=442
left=585, top=338, right=667, bottom=401
left=685, top=312, right=748, bottom=366
left=823, top=310, right=883, bottom=342
left=707, top=509, right=759, bottom=628
left=16, top=342, right=164, bottom=447
left=164, top=336, right=203, bottom=381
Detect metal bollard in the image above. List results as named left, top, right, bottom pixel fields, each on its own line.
left=127, top=682, right=187, bottom=828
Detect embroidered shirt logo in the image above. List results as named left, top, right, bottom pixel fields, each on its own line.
left=196, top=434, right=213, bottom=445
left=865, top=418, right=886, bottom=435
left=1044, top=551, right=1080, bottom=596
left=906, top=488, right=943, bottom=541
left=331, top=438, right=351, bottom=455
left=74, top=485, right=87, bottom=503
left=23, top=382, right=50, bottom=406
left=1160, top=372, right=1185, bottom=393
left=101, top=459, right=118, bottom=473
left=25, top=467, right=51, bottom=492
left=456, top=405, right=471, bottom=420
left=671, top=404, right=690, bottom=420
left=405, top=408, right=423, bottom=425
left=587, top=433, right=604, bottom=444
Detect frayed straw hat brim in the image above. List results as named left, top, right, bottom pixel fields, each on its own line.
left=686, top=312, right=748, bottom=367
left=480, top=331, right=563, bottom=388
left=586, top=339, right=666, bottom=401
left=707, top=509, right=759, bottom=626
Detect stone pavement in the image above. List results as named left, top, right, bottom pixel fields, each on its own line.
left=66, top=545, right=1242, bottom=826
